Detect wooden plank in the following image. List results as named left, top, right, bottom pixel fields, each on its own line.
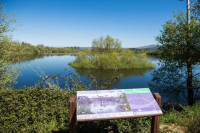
left=69, top=96, right=77, bottom=133
left=77, top=113, right=163, bottom=122
left=151, top=93, right=162, bottom=133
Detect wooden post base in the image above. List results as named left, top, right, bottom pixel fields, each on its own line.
left=69, top=96, right=77, bottom=133
left=151, top=93, right=162, bottom=133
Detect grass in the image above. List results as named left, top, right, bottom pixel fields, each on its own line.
left=160, top=103, right=200, bottom=133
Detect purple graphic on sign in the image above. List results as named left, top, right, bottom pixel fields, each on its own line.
left=126, top=93, right=161, bottom=114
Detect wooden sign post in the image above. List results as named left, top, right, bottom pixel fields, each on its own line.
left=69, top=88, right=162, bottom=133
left=69, top=97, right=76, bottom=133
left=151, top=93, right=162, bottom=133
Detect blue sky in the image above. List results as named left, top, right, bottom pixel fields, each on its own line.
left=4, top=0, right=186, bottom=48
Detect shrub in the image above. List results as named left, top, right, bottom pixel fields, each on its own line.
left=69, top=36, right=154, bottom=70
left=69, top=50, right=154, bottom=69
left=0, top=87, right=74, bottom=132
left=0, top=60, right=19, bottom=90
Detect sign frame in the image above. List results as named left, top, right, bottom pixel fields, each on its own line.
left=69, top=89, right=162, bottom=133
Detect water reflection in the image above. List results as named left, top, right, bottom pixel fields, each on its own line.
left=10, top=53, right=200, bottom=108
left=74, top=68, right=153, bottom=90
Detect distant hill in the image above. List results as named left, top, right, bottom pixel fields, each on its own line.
left=79, top=47, right=91, bottom=50
left=135, top=44, right=159, bottom=49
left=130, top=44, right=159, bottom=51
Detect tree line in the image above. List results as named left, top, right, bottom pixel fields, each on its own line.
left=0, top=40, right=80, bottom=61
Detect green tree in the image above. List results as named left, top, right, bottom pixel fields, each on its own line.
left=191, top=0, right=200, bottom=16
left=0, top=0, right=16, bottom=59
left=156, top=13, right=200, bottom=105
left=0, top=1, right=14, bottom=38
left=92, top=35, right=122, bottom=54
left=0, top=1, right=19, bottom=89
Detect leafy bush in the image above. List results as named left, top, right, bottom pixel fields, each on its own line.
left=0, top=60, right=19, bottom=90
left=77, top=117, right=151, bottom=133
left=0, top=87, right=74, bottom=132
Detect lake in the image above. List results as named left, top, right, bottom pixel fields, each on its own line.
left=13, top=54, right=200, bottom=106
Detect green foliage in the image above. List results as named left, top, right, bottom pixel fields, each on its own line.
left=156, top=12, right=200, bottom=105
left=156, top=12, right=200, bottom=63
left=92, top=35, right=122, bottom=54
left=161, top=103, right=200, bottom=133
left=0, top=87, right=74, bottom=132
left=0, top=60, right=19, bottom=90
left=110, top=117, right=151, bottom=133
left=0, top=41, right=80, bottom=62
left=77, top=117, right=151, bottom=133
left=70, top=50, right=154, bottom=69
left=69, top=36, right=154, bottom=70
left=0, top=0, right=16, bottom=39
left=0, top=1, right=16, bottom=61
left=191, top=0, right=200, bottom=17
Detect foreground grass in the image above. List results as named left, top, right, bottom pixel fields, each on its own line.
left=160, top=103, right=200, bottom=133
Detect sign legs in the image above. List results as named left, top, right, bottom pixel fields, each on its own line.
left=151, top=93, right=162, bottom=133
left=69, top=96, right=77, bottom=133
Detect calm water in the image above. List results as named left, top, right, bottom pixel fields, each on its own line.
left=15, top=54, right=157, bottom=89
left=13, top=54, right=200, bottom=106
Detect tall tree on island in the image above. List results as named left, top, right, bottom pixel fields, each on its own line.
left=92, top=35, right=122, bottom=54
left=157, top=0, right=200, bottom=105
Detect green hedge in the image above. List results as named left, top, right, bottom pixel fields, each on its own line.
left=0, top=87, right=74, bottom=132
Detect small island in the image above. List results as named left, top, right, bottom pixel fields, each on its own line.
left=69, top=35, right=154, bottom=69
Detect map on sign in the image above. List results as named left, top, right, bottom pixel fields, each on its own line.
left=77, top=88, right=162, bottom=121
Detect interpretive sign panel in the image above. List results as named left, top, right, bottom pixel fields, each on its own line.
left=77, top=88, right=162, bottom=122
